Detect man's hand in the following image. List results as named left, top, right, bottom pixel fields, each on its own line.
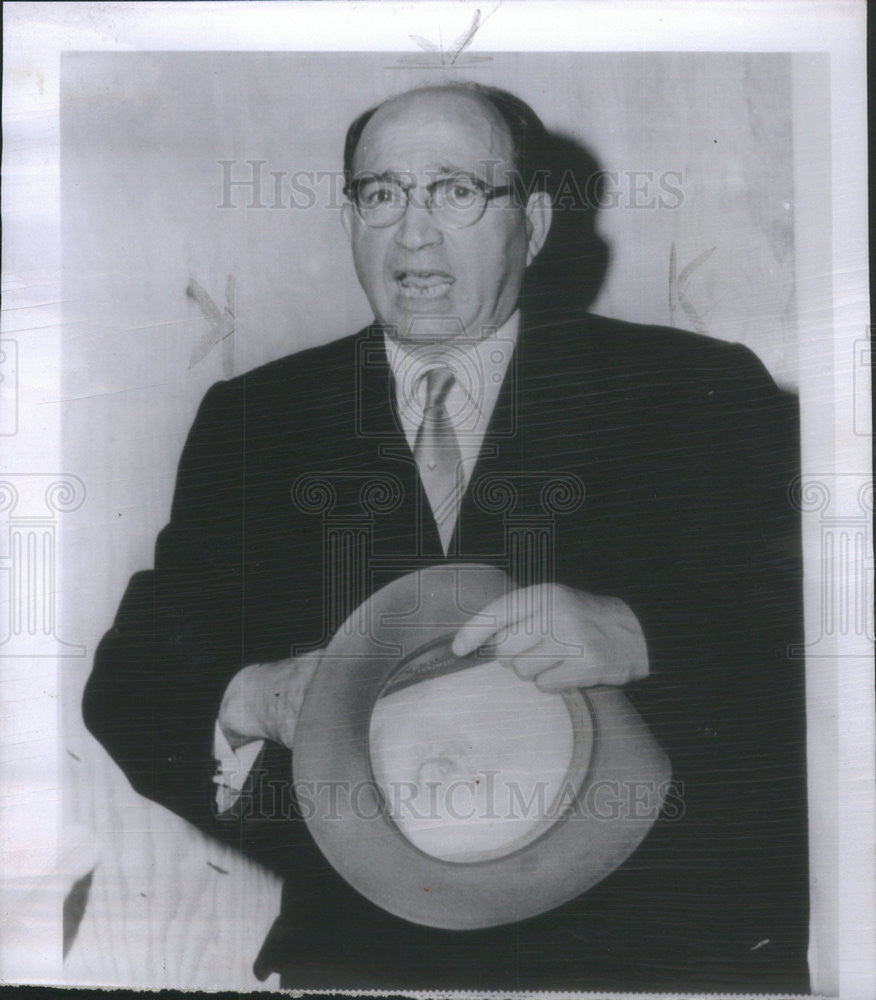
left=218, top=650, right=323, bottom=750
left=451, top=585, right=648, bottom=691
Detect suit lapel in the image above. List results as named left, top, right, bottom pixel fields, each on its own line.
left=354, top=316, right=595, bottom=565
left=455, top=313, right=574, bottom=558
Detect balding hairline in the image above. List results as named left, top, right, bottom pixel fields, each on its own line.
left=343, top=82, right=551, bottom=200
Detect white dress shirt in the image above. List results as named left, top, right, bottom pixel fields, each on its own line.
left=385, top=311, right=519, bottom=552
left=212, top=312, right=520, bottom=810
left=385, top=312, right=518, bottom=493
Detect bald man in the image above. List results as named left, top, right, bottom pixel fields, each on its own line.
left=84, top=83, right=808, bottom=992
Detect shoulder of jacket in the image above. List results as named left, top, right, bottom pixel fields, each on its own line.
left=199, top=328, right=366, bottom=404
left=539, top=313, right=774, bottom=386
left=577, top=313, right=756, bottom=358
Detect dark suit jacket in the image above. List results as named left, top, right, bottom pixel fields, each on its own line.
left=83, top=313, right=808, bottom=992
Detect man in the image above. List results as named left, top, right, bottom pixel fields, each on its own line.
left=83, top=83, right=808, bottom=992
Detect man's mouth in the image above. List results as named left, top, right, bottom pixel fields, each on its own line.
left=394, top=270, right=455, bottom=299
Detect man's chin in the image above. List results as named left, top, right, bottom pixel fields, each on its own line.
left=385, top=313, right=472, bottom=345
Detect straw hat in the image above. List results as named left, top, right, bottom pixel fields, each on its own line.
left=292, top=563, right=670, bottom=930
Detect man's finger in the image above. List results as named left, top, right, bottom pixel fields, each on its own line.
left=490, top=626, right=588, bottom=663
left=533, top=656, right=631, bottom=691
left=451, top=589, right=542, bottom=656
left=503, top=653, right=565, bottom=680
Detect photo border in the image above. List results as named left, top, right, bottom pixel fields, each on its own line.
left=1, top=3, right=871, bottom=997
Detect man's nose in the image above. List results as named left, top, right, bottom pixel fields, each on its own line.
left=393, top=197, right=443, bottom=251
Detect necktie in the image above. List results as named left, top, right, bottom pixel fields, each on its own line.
left=414, top=367, right=463, bottom=551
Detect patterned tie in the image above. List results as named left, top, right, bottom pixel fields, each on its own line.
left=414, top=367, right=464, bottom=551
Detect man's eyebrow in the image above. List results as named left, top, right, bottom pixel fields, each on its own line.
left=424, top=166, right=496, bottom=190
left=353, top=170, right=403, bottom=183
left=377, top=166, right=469, bottom=179
left=351, top=170, right=413, bottom=184
left=357, top=166, right=486, bottom=185
left=431, top=162, right=463, bottom=175
left=429, top=163, right=480, bottom=179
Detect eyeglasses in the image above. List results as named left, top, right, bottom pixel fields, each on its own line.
left=344, top=172, right=516, bottom=230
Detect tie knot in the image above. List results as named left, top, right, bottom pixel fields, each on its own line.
left=421, top=367, right=455, bottom=414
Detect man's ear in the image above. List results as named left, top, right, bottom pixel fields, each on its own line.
left=524, top=190, right=553, bottom=266
left=341, top=202, right=355, bottom=243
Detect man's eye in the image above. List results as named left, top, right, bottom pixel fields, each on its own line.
left=446, top=179, right=479, bottom=204
left=360, top=183, right=398, bottom=207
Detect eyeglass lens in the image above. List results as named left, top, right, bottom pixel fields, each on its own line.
left=353, top=175, right=489, bottom=229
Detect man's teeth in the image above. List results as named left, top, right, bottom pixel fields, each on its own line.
left=397, top=272, right=453, bottom=297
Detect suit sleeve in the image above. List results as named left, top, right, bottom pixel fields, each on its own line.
left=82, top=379, right=252, bottom=836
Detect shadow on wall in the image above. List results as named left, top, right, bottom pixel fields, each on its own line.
left=522, top=132, right=611, bottom=324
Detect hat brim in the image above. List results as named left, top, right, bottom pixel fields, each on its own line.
left=293, top=563, right=671, bottom=930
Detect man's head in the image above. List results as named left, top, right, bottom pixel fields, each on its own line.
left=341, top=84, right=552, bottom=344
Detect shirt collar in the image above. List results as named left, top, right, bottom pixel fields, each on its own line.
left=384, top=311, right=520, bottom=434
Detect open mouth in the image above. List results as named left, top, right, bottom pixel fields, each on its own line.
left=394, top=269, right=455, bottom=299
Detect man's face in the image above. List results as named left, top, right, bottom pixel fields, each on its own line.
left=342, top=88, right=550, bottom=344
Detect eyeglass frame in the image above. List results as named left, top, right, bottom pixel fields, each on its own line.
left=343, top=171, right=519, bottom=230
